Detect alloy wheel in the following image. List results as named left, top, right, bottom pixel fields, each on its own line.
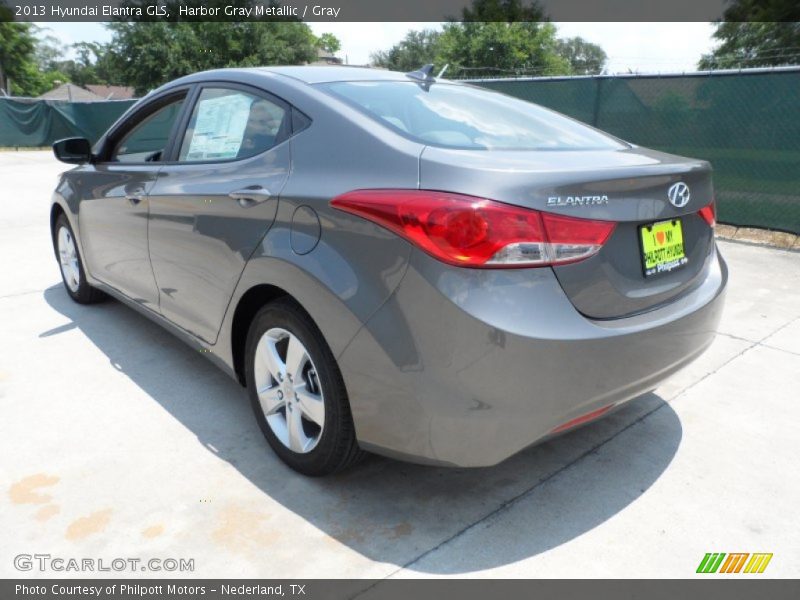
left=57, top=226, right=80, bottom=293
left=253, top=327, right=325, bottom=454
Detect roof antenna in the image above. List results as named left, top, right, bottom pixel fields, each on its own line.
left=406, top=64, right=436, bottom=83
left=437, top=64, right=449, bottom=78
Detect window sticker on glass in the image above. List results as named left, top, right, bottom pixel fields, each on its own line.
left=185, top=93, right=253, bottom=160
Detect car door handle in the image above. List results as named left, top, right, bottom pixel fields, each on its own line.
left=125, top=195, right=141, bottom=205
left=228, top=186, right=271, bottom=207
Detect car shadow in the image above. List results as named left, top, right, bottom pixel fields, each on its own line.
left=42, top=284, right=683, bottom=574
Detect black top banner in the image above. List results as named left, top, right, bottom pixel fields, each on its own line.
left=1, top=0, right=759, bottom=23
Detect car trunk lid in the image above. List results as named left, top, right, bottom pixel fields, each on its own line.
left=419, top=146, right=716, bottom=319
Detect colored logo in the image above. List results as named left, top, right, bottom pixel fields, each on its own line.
left=696, top=552, right=773, bottom=574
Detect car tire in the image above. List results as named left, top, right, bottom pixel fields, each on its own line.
left=53, top=213, right=106, bottom=304
left=245, top=298, right=365, bottom=476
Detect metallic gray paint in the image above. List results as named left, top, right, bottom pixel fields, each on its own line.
left=76, top=163, right=162, bottom=308
left=419, top=145, right=716, bottom=318
left=147, top=144, right=290, bottom=343
left=339, top=247, right=726, bottom=466
left=51, top=66, right=727, bottom=467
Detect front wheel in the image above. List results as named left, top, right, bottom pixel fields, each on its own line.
left=53, top=214, right=105, bottom=304
left=245, top=299, right=364, bottom=476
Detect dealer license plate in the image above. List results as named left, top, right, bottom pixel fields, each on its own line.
left=640, top=219, right=688, bottom=277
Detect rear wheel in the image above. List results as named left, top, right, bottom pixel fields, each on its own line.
left=245, top=299, right=364, bottom=476
left=53, top=214, right=105, bottom=304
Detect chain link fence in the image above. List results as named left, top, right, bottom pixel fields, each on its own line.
left=470, top=67, right=800, bottom=234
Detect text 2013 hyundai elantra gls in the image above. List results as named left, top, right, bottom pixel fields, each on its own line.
left=50, top=66, right=726, bottom=475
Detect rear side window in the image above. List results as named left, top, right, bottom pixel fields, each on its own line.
left=112, top=98, right=185, bottom=162
left=178, top=88, right=288, bottom=162
left=322, top=81, right=626, bottom=151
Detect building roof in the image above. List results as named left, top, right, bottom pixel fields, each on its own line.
left=309, top=49, right=344, bottom=66
left=38, top=83, right=105, bottom=101
left=85, top=85, right=137, bottom=100
left=37, top=83, right=137, bottom=102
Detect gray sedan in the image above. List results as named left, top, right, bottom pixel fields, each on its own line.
left=50, top=66, right=726, bottom=475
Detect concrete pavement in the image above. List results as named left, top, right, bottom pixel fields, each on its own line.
left=1, top=151, right=798, bottom=580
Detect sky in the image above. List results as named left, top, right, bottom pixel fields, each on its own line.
left=36, top=22, right=718, bottom=75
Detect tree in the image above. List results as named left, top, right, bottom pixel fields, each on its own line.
left=33, top=33, right=66, bottom=72
left=436, top=21, right=571, bottom=77
left=103, top=22, right=319, bottom=95
left=698, top=0, right=800, bottom=69
left=317, top=33, right=341, bottom=55
left=371, top=30, right=441, bottom=71
left=62, top=42, right=113, bottom=87
left=0, top=22, right=37, bottom=94
left=0, top=22, right=80, bottom=96
left=555, top=37, right=607, bottom=75
left=2, top=1, right=336, bottom=95
left=370, top=0, right=575, bottom=77
left=443, top=0, right=571, bottom=76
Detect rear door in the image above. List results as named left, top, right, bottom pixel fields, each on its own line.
left=79, top=91, right=188, bottom=309
left=147, top=84, right=291, bottom=343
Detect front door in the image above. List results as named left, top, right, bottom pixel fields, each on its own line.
left=79, top=94, right=187, bottom=309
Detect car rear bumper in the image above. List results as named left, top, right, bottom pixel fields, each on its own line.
left=338, top=243, right=727, bottom=467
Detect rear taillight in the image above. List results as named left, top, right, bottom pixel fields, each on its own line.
left=331, top=190, right=616, bottom=268
left=698, top=199, right=716, bottom=228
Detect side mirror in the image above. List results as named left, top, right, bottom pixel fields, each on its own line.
left=53, top=138, right=93, bottom=164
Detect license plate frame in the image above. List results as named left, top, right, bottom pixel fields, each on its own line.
left=639, top=219, right=688, bottom=278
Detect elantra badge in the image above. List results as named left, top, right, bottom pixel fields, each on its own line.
left=547, top=195, right=609, bottom=207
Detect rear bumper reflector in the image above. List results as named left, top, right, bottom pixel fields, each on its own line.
left=550, top=403, right=616, bottom=434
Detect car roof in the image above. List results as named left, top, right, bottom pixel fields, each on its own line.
left=149, top=66, right=458, bottom=101
left=256, top=66, right=413, bottom=84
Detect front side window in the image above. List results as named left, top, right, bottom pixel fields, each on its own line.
left=111, top=98, right=185, bottom=163
left=321, top=81, right=627, bottom=151
left=178, top=88, right=288, bottom=162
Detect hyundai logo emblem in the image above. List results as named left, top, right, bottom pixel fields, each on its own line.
left=668, top=182, right=691, bottom=208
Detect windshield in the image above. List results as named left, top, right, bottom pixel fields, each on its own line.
left=321, top=81, right=627, bottom=151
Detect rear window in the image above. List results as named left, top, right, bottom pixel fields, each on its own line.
left=321, top=81, right=626, bottom=151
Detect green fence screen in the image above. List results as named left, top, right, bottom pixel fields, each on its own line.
left=473, top=69, right=800, bottom=234
left=0, top=98, right=136, bottom=147
left=1, top=70, right=798, bottom=233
